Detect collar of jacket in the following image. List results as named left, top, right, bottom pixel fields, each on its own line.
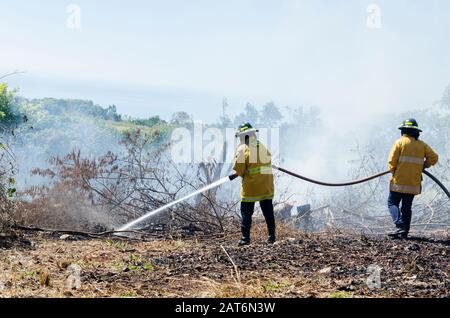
left=240, top=136, right=258, bottom=146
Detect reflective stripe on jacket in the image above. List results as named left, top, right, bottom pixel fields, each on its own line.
left=232, top=138, right=274, bottom=202
left=388, top=135, right=438, bottom=195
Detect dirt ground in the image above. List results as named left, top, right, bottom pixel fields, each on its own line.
left=0, top=225, right=448, bottom=298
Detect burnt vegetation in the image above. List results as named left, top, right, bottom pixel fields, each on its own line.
left=0, top=83, right=449, bottom=298
left=21, top=130, right=238, bottom=234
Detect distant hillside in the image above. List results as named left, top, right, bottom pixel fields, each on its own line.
left=3, top=96, right=183, bottom=188
left=17, top=97, right=173, bottom=135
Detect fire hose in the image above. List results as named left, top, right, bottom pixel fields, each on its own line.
left=272, top=165, right=390, bottom=187
left=118, top=165, right=450, bottom=231
left=270, top=165, right=450, bottom=200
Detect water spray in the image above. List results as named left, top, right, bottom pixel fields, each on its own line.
left=116, top=175, right=237, bottom=232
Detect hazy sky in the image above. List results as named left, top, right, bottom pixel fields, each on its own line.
left=1, top=0, right=449, bottom=125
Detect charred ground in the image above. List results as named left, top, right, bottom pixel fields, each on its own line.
left=0, top=225, right=448, bottom=298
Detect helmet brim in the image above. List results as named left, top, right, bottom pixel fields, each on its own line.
left=398, top=126, right=422, bottom=132
left=235, top=128, right=259, bottom=137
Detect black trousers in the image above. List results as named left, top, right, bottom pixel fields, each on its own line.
left=241, top=199, right=276, bottom=239
left=388, top=191, right=415, bottom=234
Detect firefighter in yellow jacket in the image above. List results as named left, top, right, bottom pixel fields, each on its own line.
left=387, top=118, right=438, bottom=239
left=230, top=123, right=275, bottom=246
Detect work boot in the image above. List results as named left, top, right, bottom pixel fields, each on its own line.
left=238, top=238, right=250, bottom=246
left=388, top=228, right=406, bottom=239
left=267, top=223, right=276, bottom=245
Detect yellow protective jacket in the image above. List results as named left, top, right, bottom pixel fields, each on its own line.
left=388, top=135, right=439, bottom=195
left=232, top=138, right=274, bottom=202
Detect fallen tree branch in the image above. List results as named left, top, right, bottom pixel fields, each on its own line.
left=12, top=224, right=231, bottom=241
left=220, top=244, right=241, bottom=284
left=12, top=224, right=161, bottom=239
left=366, top=223, right=449, bottom=230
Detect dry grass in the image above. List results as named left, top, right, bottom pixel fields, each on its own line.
left=0, top=223, right=448, bottom=298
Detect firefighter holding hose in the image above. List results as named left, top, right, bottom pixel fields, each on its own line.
left=387, top=118, right=439, bottom=239
left=229, top=123, right=275, bottom=246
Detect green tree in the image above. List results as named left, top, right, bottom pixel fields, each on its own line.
left=217, top=98, right=233, bottom=128
left=132, top=116, right=166, bottom=127
left=170, top=111, right=192, bottom=126
left=105, top=105, right=122, bottom=121
left=233, top=103, right=259, bottom=127
left=0, top=83, right=20, bottom=126
left=442, top=84, right=450, bottom=109
left=260, top=102, right=283, bottom=128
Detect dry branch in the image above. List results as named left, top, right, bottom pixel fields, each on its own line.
left=220, top=244, right=241, bottom=284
